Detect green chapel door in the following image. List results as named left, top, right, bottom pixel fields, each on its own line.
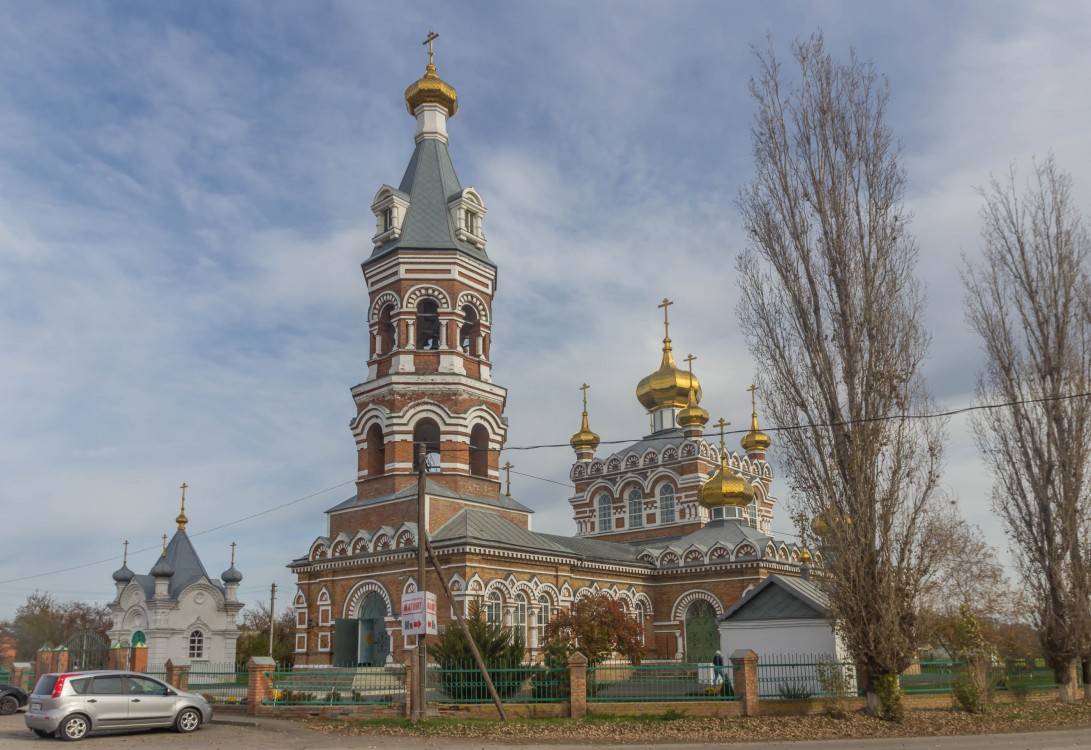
left=684, top=600, right=719, bottom=662
left=332, top=619, right=359, bottom=667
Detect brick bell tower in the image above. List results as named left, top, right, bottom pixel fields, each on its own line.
left=344, top=39, right=511, bottom=532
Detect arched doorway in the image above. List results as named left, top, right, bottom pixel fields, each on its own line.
left=684, top=599, right=718, bottom=663
left=357, top=592, right=390, bottom=666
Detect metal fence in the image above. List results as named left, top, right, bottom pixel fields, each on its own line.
left=428, top=661, right=565, bottom=704
left=186, top=663, right=248, bottom=705
left=263, top=664, right=406, bottom=706
left=756, top=654, right=857, bottom=699
left=899, top=661, right=965, bottom=694
left=588, top=662, right=739, bottom=702
left=0, top=668, right=9, bottom=685
left=988, top=658, right=1059, bottom=692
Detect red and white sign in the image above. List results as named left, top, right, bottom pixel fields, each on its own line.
left=401, top=591, right=437, bottom=636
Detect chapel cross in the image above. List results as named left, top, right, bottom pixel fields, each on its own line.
left=423, top=30, right=440, bottom=65
left=579, top=382, right=590, bottom=411
left=161, top=534, right=168, bottom=555
left=747, top=383, right=758, bottom=413
left=122, top=540, right=129, bottom=565
left=713, top=417, right=730, bottom=452
left=658, top=297, right=674, bottom=339
left=792, top=511, right=809, bottom=547
left=684, top=353, right=697, bottom=374
left=230, top=541, right=237, bottom=566
left=502, top=461, right=514, bottom=498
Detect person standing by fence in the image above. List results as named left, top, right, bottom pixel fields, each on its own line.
left=712, top=651, right=725, bottom=686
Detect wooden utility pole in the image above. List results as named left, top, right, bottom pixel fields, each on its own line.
left=268, top=583, right=277, bottom=658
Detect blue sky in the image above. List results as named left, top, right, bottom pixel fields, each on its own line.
left=2, top=1, right=1090, bottom=622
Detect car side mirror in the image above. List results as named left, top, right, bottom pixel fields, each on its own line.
left=167, top=689, right=177, bottom=696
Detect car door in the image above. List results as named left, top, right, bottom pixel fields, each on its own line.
left=125, top=675, right=177, bottom=727
left=86, top=675, right=129, bottom=727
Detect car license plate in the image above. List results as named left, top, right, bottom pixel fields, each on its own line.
left=30, top=702, right=40, bottom=711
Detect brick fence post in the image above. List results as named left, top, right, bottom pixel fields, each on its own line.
left=10, top=664, right=25, bottom=691
left=247, top=656, right=276, bottom=717
left=130, top=644, right=148, bottom=674
left=108, top=643, right=128, bottom=671
left=165, top=659, right=190, bottom=689
left=567, top=652, right=588, bottom=719
left=54, top=646, right=69, bottom=674
left=730, top=649, right=759, bottom=717
left=36, top=646, right=52, bottom=677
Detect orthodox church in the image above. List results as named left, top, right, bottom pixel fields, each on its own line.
left=289, top=46, right=808, bottom=666
left=108, top=489, right=245, bottom=666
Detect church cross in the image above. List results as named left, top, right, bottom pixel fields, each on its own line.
left=423, top=30, right=440, bottom=65
left=747, top=383, right=758, bottom=413
left=684, top=353, right=696, bottom=374
left=122, top=540, right=128, bottom=565
left=502, top=461, right=514, bottom=498
left=230, top=541, right=237, bottom=566
left=579, top=382, right=590, bottom=411
left=161, top=534, right=168, bottom=555
left=713, top=417, right=730, bottom=453
left=179, top=481, right=188, bottom=513
left=658, top=297, right=674, bottom=339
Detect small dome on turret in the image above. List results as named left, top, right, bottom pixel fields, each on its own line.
left=570, top=384, right=600, bottom=453
left=111, top=564, right=134, bottom=584
left=150, top=554, right=174, bottom=579
left=699, top=418, right=754, bottom=510
left=404, top=33, right=458, bottom=117
left=740, top=386, right=771, bottom=453
left=677, top=355, right=709, bottom=429
left=221, top=565, right=243, bottom=584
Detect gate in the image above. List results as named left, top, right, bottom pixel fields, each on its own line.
left=66, top=631, right=110, bottom=671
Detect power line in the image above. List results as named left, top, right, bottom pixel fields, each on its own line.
left=0, top=481, right=353, bottom=586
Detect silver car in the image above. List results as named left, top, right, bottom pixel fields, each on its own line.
left=24, top=670, right=212, bottom=741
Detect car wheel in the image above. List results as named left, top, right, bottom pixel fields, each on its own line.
left=0, top=695, right=17, bottom=715
left=32, top=729, right=53, bottom=738
left=174, top=707, right=201, bottom=733
left=59, top=714, right=90, bottom=742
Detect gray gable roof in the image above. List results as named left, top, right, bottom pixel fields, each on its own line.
left=637, top=519, right=773, bottom=557
left=366, top=138, right=493, bottom=267
left=720, top=574, right=829, bottom=622
left=608, top=429, right=690, bottom=460
left=325, top=479, right=533, bottom=516
left=431, top=508, right=649, bottom=566
left=136, top=529, right=222, bottom=600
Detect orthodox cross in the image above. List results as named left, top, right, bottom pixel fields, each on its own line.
left=122, top=540, right=129, bottom=566
left=747, top=383, right=758, bottom=413
left=658, top=297, right=673, bottom=339
left=579, top=382, right=590, bottom=412
left=230, top=541, right=237, bottom=566
left=502, top=461, right=514, bottom=498
left=792, top=511, right=809, bottom=547
left=160, top=534, right=168, bottom=555
left=423, top=30, right=439, bottom=65
left=179, top=481, right=187, bottom=513
left=713, top=417, right=730, bottom=452
left=684, top=353, right=697, bottom=376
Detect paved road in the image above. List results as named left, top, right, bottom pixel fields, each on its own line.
left=1, top=711, right=1089, bottom=749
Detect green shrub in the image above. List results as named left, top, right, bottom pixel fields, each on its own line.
left=430, top=601, right=532, bottom=701
left=777, top=680, right=815, bottom=700
left=532, top=640, right=570, bottom=701
left=952, top=673, right=985, bottom=714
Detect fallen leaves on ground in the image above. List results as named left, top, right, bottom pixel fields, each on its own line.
left=305, top=701, right=1091, bottom=744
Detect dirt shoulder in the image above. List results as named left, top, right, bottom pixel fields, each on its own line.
left=305, top=701, right=1091, bottom=744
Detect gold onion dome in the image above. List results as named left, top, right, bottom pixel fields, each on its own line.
left=636, top=299, right=701, bottom=411
left=570, top=412, right=600, bottom=452
left=740, top=384, right=771, bottom=452
left=677, top=354, right=709, bottom=428
left=700, top=419, right=755, bottom=509
left=570, top=384, right=601, bottom=452
left=405, top=63, right=458, bottom=117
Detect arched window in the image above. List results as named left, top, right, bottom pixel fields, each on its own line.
left=513, top=592, right=527, bottom=640
left=628, top=489, right=643, bottom=529
left=659, top=484, right=676, bottom=524
left=469, top=424, right=489, bottom=477
left=537, top=595, right=551, bottom=630
left=597, top=493, right=612, bottom=533
left=416, top=299, right=440, bottom=350
left=413, top=419, right=441, bottom=473
left=459, top=305, right=480, bottom=356
left=377, top=304, right=396, bottom=355
left=485, top=591, right=502, bottom=625
left=188, top=630, right=205, bottom=660
left=366, top=424, right=385, bottom=477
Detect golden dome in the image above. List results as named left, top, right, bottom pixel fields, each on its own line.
left=699, top=419, right=754, bottom=509
left=677, top=354, right=709, bottom=429
left=740, top=384, right=771, bottom=452
left=405, top=62, right=458, bottom=117
left=570, top=383, right=600, bottom=453
left=797, top=545, right=813, bottom=565
left=636, top=299, right=701, bottom=412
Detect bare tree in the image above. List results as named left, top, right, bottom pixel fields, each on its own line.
left=736, top=33, right=948, bottom=719
left=963, top=156, right=1091, bottom=701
